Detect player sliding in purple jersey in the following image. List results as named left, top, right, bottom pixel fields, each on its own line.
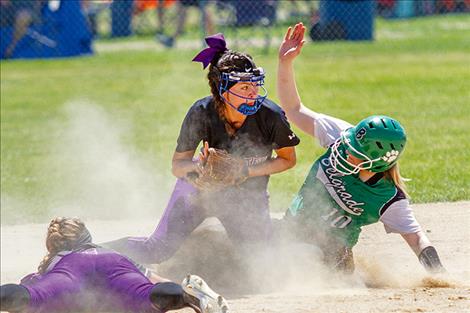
left=0, top=217, right=229, bottom=313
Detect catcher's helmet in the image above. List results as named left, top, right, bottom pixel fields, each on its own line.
left=218, top=58, right=267, bottom=116
left=329, top=115, right=406, bottom=175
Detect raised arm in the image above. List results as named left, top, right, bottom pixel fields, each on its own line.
left=277, top=23, right=319, bottom=137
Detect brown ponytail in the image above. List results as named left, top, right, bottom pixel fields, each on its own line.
left=384, top=163, right=409, bottom=198
left=38, top=217, right=92, bottom=273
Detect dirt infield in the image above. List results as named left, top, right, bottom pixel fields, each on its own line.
left=2, top=201, right=469, bottom=312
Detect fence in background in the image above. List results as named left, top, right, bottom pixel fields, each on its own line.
left=1, top=0, right=469, bottom=59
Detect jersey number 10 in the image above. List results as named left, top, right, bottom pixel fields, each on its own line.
left=321, top=208, right=352, bottom=229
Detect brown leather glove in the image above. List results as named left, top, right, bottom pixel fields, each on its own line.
left=187, top=148, right=248, bottom=191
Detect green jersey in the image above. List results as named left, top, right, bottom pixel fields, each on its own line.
left=288, top=148, right=406, bottom=248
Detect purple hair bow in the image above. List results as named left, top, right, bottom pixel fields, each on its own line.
left=192, top=33, right=228, bottom=69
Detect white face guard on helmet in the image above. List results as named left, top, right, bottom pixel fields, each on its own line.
left=329, top=131, right=383, bottom=175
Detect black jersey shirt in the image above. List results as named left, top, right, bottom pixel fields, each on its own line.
left=176, top=96, right=300, bottom=191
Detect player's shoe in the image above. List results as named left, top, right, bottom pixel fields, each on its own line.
left=182, top=274, right=229, bottom=313
left=156, top=33, right=174, bottom=48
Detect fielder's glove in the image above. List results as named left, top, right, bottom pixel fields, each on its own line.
left=187, top=148, right=248, bottom=191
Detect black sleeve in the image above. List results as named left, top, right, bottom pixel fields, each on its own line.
left=270, top=110, right=300, bottom=149
left=175, top=105, right=206, bottom=152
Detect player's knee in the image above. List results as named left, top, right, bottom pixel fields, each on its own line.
left=150, top=282, right=186, bottom=311
left=0, top=284, right=31, bottom=312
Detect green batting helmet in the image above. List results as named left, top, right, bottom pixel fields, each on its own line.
left=329, top=115, right=407, bottom=175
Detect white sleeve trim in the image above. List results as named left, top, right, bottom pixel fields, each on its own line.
left=313, top=113, right=354, bottom=148
left=380, top=199, right=422, bottom=234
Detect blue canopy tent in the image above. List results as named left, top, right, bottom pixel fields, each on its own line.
left=1, top=0, right=93, bottom=59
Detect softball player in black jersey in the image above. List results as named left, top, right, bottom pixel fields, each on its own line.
left=105, top=34, right=300, bottom=264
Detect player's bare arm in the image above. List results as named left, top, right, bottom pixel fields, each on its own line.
left=401, top=231, right=432, bottom=256
left=172, top=141, right=209, bottom=178
left=277, top=22, right=321, bottom=137
left=248, top=146, right=296, bottom=177
left=172, top=150, right=200, bottom=178
left=401, top=231, right=445, bottom=273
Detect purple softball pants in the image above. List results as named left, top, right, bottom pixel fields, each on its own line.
left=122, top=178, right=273, bottom=264
left=20, top=250, right=159, bottom=313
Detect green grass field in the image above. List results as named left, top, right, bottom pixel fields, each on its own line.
left=1, top=15, right=470, bottom=223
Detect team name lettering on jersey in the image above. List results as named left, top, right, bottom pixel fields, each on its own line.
left=317, top=158, right=365, bottom=215
left=245, top=156, right=268, bottom=166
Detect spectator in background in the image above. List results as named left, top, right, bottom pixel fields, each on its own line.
left=377, top=0, right=396, bottom=17
left=231, top=0, right=278, bottom=27
left=435, top=0, right=469, bottom=13
left=82, top=0, right=112, bottom=37
left=154, top=0, right=176, bottom=35
left=0, top=0, right=45, bottom=58
left=156, top=0, right=214, bottom=48
left=134, top=0, right=176, bottom=36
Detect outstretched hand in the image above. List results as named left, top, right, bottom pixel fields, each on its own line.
left=279, top=22, right=306, bottom=62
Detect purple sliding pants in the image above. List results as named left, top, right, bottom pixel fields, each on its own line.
left=21, top=249, right=159, bottom=313
left=123, top=178, right=272, bottom=264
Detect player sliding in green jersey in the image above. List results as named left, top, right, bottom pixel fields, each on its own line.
left=277, top=23, right=445, bottom=274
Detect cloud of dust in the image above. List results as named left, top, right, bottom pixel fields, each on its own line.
left=158, top=216, right=367, bottom=297
left=163, top=219, right=463, bottom=298
left=2, top=100, right=364, bottom=295
left=2, top=99, right=175, bottom=286
left=237, top=235, right=368, bottom=296
left=355, top=256, right=462, bottom=289
left=44, top=100, right=173, bottom=221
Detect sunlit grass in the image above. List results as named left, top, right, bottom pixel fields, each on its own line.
left=1, top=15, right=469, bottom=223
